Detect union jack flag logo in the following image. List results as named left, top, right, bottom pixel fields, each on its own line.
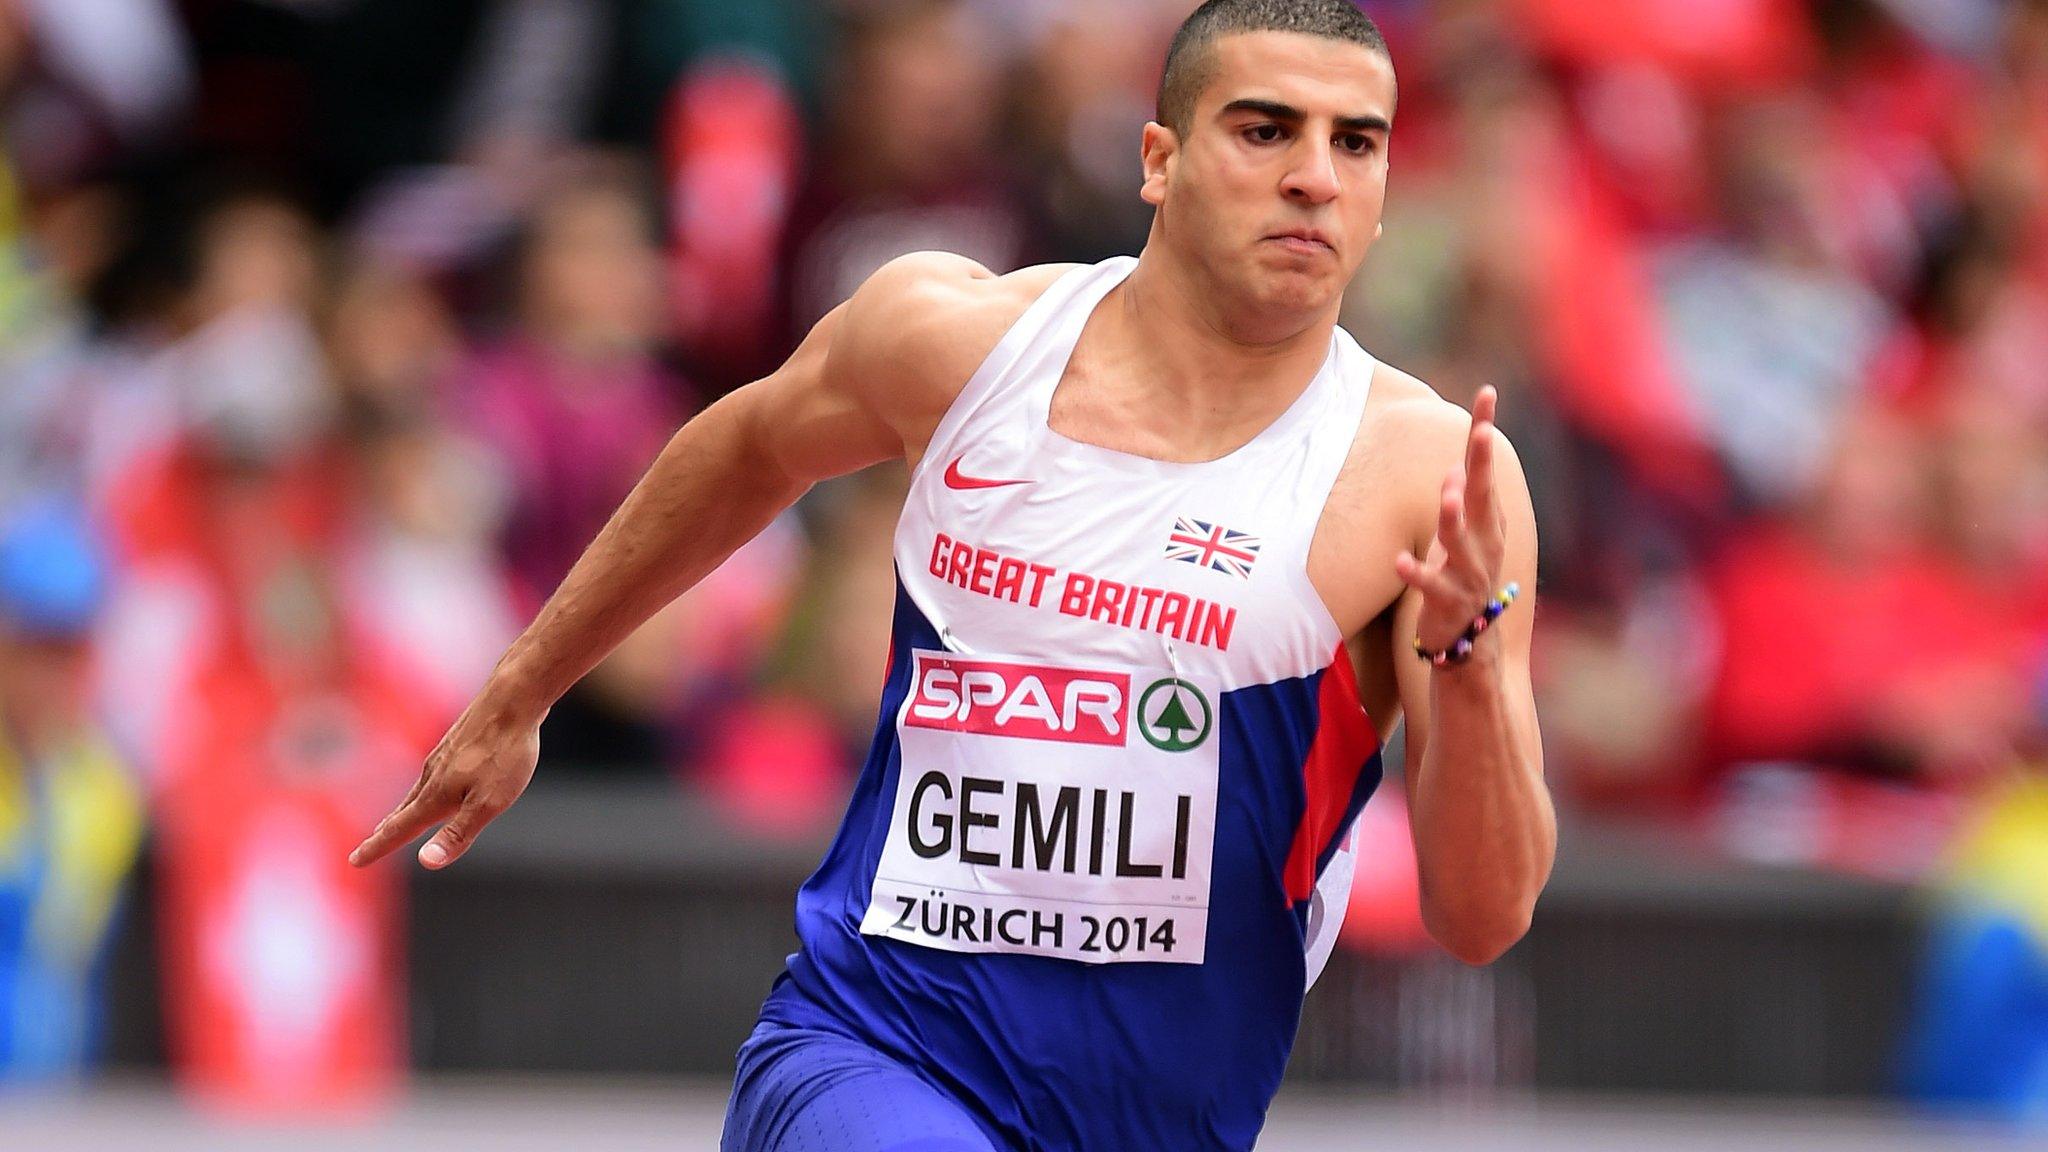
left=1164, top=517, right=1262, bottom=579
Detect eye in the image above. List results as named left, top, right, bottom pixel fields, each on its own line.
left=1243, top=123, right=1285, bottom=144
left=1338, top=133, right=1375, bottom=154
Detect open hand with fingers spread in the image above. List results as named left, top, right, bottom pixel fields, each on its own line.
left=1393, top=385, right=1514, bottom=664
left=350, top=696, right=544, bottom=870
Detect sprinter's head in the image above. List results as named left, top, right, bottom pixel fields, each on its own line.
left=1142, top=1, right=1395, bottom=329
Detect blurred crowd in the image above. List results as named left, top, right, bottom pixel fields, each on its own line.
left=0, top=0, right=2044, bottom=1115
left=1437, top=0, right=2048, bottom=879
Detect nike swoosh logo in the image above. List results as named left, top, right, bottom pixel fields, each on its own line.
left=943, top=455, right=1033, bottom=491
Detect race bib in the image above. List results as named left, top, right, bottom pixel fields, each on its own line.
left=859, top=650, right=1221, bottom=965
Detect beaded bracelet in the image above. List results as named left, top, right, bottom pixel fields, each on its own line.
left=1412, top=582, right=1520, bottom=667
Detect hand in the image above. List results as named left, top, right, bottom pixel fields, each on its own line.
left=350, top=697, right=543, bottom=870
left=1394, top=386, right=1510, bottom=654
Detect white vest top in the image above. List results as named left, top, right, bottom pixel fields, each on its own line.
left=865, top=255, right=1379, bottom=983
left=773, top=256, right=1391, bottom=1148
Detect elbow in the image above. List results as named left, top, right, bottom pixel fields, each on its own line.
left=1443, top=931, right=1523, bottom=968
left=717, top=392, right=813, bottom=506
left=1425, top=904, right=1532, bottom=967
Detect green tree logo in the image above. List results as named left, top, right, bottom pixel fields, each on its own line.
left=1138, top=678, right=1212, bottom=752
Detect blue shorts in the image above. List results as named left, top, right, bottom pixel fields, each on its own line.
left=721, top=1020, right=1003, bottom=1152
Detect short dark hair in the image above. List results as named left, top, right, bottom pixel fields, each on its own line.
left=1155, top=0, right=1390, bottom=133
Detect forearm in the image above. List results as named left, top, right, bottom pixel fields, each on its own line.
left=482, top=394, right=810, bottom=720
left=1409, top=648, right=1554, bottom=964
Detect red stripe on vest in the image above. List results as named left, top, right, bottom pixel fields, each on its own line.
left=1282, top=643, right=1380, bottom=903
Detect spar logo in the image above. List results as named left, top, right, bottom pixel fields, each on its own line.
left=906, top=653, right=1130, bottom=746
left=1138, top=677, right=1212, bottom=752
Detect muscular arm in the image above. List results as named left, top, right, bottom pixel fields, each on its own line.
left=486, top=303, right=893, bottom=719
left=351, top=251, right=1008, bottom=869
left=1388, top=393, right=1554, bottom=965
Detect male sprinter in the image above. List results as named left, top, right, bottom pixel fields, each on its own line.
left=351, top=2, right=1555, bottom=1148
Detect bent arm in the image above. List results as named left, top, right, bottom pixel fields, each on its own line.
left=350, top=252, right=991, bottom=869
left=1395, top=434, right=1554, bottom=965
left=481, top=250, right=1004, bottom=718
left=485, top=302, right=896, bottom=721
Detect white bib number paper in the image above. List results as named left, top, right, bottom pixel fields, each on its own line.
left=860, top=650, right=1222, bottom=965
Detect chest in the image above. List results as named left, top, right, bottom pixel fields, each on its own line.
left=1043, top=363, right=1304, bottom=467
left=899, top=432, right=1341, bottom=691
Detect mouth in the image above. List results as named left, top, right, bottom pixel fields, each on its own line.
left=1262, top=228, right=1335, bottom=255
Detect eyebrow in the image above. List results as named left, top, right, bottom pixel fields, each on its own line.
left=1218, top=98, right=1390, bottom=135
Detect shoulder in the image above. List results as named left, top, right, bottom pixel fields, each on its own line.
left=1359, top=361, right=1477, bottom=457
left=1326, top=359, right=1530, bottom=563
left=811, top=253, right=1082, bottom=460
left=1310, top=351, right=1542, bottom=641
left=737, top=254, right=1082, bottom=480
left=1340, top=361, right=1482, bottom=508
left=830, top=253, right=1080, bottom=387
left=806, top=252, right=1081, bottom=457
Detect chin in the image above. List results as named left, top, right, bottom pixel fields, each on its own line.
left=1247, top=265, right=1341, bottom=314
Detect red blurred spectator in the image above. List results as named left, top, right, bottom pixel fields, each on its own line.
left=1701, top=404, right=2037, bottom=787
left=662, top=57, right=801, bottom=389
left=1509, top=0, right=1815, bottom=88
left=87, top=189, right=442, bottom=1112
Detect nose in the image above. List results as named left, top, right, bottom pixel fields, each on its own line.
left=1280, top=137, right=1340, bottom=206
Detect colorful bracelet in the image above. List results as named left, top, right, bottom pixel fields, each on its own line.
left=1412, top=582, right=1520, bottom=667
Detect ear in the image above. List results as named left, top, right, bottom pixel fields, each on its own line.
left=1140, top=121, right=1177, bottom=207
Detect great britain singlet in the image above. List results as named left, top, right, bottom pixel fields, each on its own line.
left=757, top=256, right=1386, bottom=1151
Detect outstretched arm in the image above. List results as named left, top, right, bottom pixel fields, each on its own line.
left=349, top=253, right=987, bottom=870
left=1390, top=386, right=1553, bottom=965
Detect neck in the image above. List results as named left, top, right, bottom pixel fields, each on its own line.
left=1102, top=245, right=1338, bottom=427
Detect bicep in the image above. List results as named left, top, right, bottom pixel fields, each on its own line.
left=729, top=302, right=905, bottom=489
left=726, top=252, right=998, bottom=489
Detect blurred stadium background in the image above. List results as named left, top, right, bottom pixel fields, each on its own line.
left=0, top=0, right=2045, bottom=1147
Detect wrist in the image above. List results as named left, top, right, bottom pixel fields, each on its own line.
left=1413, top=581, right=1520, bottom=668
left=479, top=654, right=556, bottom=727
left=1429, top=635, right=1505, bottom=683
